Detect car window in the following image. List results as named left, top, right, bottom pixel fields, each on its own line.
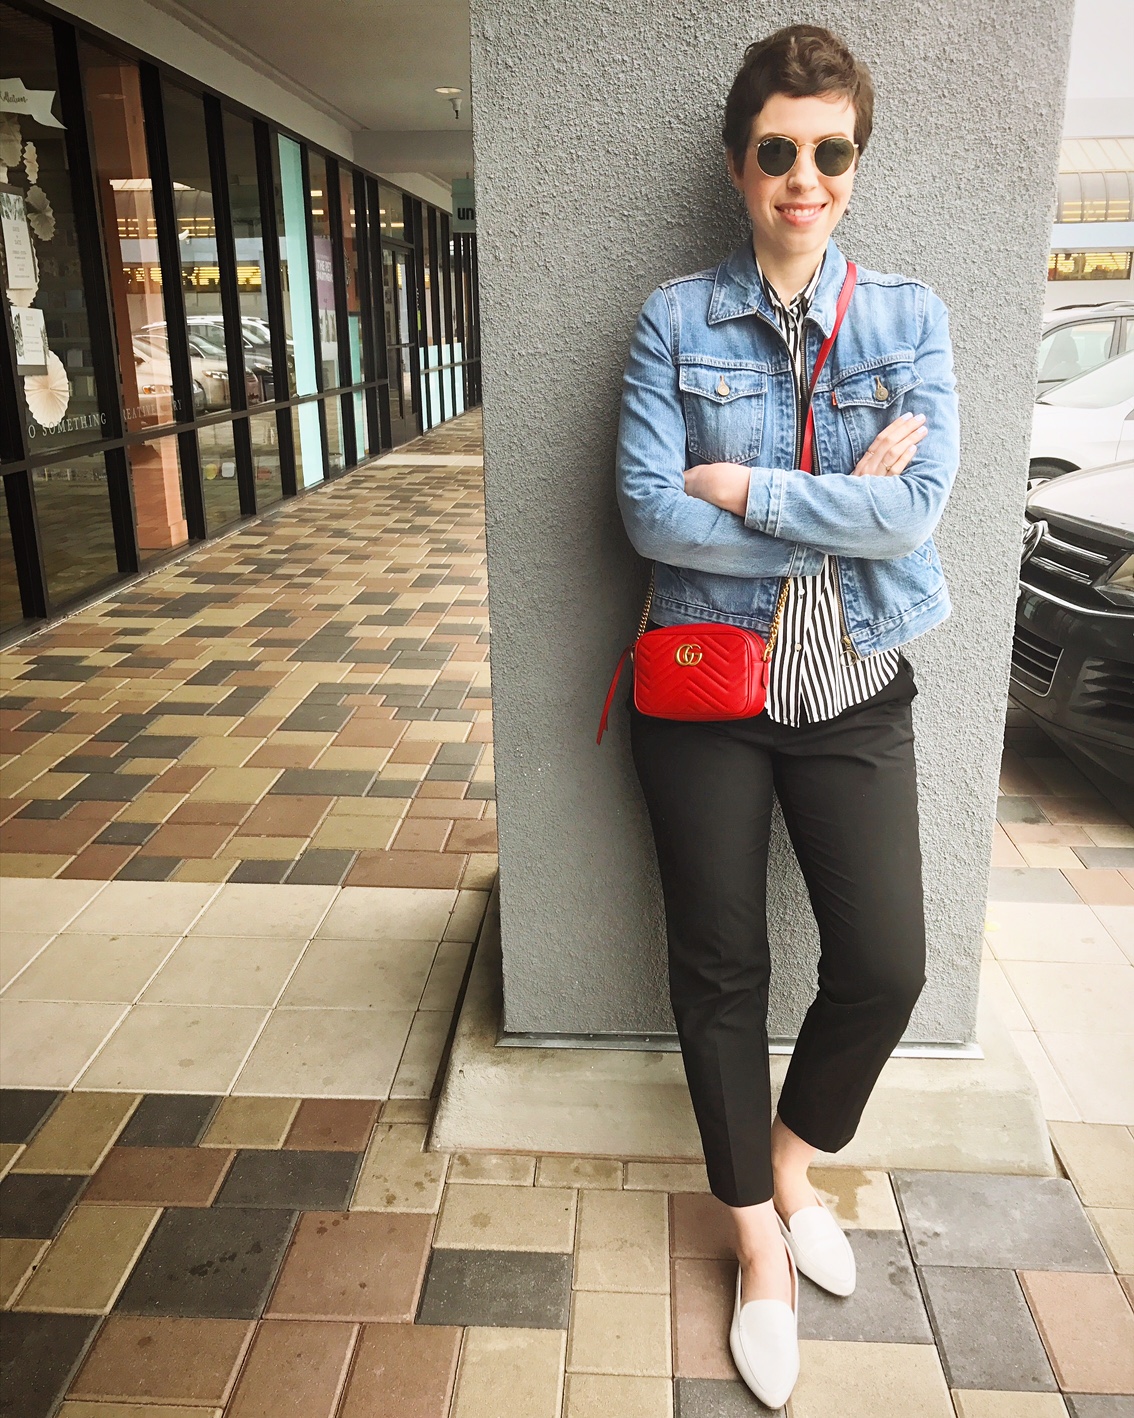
left=1040, top=349, right=1134, bottom=408
left=1037, top=319, right=1116, bottom=383
left=1121, top=320, right=1134, bottom=355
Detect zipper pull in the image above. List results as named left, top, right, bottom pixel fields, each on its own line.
left=842, top=633, right=861, bottom=662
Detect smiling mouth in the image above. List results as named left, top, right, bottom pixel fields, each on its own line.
left=777, top=203, right=827, bottom=222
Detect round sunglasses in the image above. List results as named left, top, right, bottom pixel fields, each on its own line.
left=753, top=134, right=859, bottom=178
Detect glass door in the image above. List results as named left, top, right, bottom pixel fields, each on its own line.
left=382, top=246, right=418, bottom=446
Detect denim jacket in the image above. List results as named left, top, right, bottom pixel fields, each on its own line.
left=615, top=236, right=960, bottom=656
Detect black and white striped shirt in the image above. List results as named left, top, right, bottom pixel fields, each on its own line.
left=755, top=252, right=900, bottom=726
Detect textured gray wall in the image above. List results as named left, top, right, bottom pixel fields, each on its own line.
left=471, top=2, right=1073, bottom=1043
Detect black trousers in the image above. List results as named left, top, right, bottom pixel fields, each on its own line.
left=630, top=658, right=926, bottom=1208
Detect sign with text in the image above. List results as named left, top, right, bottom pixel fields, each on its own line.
left=451, top=177, right=475, bottom=234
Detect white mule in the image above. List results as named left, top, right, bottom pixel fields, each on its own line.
left=776, top=1193, right=856, bottom=1297
left=729, top=1240, right=800, bottom=1411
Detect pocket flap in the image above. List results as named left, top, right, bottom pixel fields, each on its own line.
left=833, top=359, right=921, bottom=409
left=678, top=364, right=767, bottom=404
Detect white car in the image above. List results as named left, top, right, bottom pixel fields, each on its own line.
left=1029, top=350, right=1134, bottom=488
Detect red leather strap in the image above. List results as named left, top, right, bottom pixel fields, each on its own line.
left=799, top=260, right=857, bottom=475
left=597, top=645, right=631, bottom=744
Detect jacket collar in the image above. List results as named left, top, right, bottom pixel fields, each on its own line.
left=708, top=235, right=848, bottom=337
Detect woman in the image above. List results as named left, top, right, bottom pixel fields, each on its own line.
left=615, top=24, right=959, bottom=1409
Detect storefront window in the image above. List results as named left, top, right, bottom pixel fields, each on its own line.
left=324, top=396, right=344, bottom=475
left=249, top=411, right=283, bottom=508
left=32, top=454, right=118, bottom=604
left=309, top=155, right=339, bottom=389
left=377, top=183, right=406, bottom=242
left=196, top=420, right=241, bottom=531
left=1047, top=251, right=1133, bottom=282
left=275, top=137, right=322, bottom=485
left=223, top=112, right=280, bottom=403
left=1, top=3, right=106, bottom=453
left=164, top=83, right=233, bottom=413
left=1, top=483, right=21, bottom=633
left=125, top=435, right=188, bottom=562
left=340, top=167, right=363, bottom=387
left=291, top=401, right=323, bottom=487
left=82, top=41, right=177, bottom=432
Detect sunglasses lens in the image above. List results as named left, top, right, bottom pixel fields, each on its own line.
left=756, top=137, right=797, bottom=176
left=815, top=138, right=856, bottom=176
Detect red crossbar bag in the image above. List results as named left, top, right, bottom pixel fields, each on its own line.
left=597, top=262, right=857, bottom=745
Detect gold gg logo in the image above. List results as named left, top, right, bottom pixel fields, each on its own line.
left=675, top=643, right=703, bottom=666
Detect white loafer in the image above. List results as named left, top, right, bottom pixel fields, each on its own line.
left=777, top=1193, right=856, bottom=1297
left=729, top=1240, right=799, bottom=1411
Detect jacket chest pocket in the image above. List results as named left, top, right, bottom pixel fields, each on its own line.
left=679, top=364, right=767, bottom=463
left=830, top=354, right=922, bottom=464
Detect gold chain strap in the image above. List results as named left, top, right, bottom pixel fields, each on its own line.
left=635, top=566, right=791, bottom=659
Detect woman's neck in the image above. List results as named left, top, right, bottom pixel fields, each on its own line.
left=751, top=235, right=825, bottom=305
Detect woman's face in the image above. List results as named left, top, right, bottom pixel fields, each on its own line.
left=728, top=91, right=858, bottom=263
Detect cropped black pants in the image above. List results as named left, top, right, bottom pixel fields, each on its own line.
left=630, top=658, right=926, bottom=1208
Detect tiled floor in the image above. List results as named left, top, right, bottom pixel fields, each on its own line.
left=0, top=412, right=494, bottom=892
left=2, top=416, right=1133, bottom=1414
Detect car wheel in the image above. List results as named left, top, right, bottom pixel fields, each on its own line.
left=1028, top=460, right=1074, bottom=492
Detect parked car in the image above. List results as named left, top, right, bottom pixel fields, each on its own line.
left=134, top=327, right=260, bottom=411
left=143, top=316, right=291, bottom=403
left=1029, top=349, right=1134, bottom=488
left=1037, top=301, right=1134, bottom=397
left=1012, top=461, right=1134, bottom=808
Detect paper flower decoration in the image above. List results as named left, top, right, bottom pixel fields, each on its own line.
left=23, top=141, right=38, bottom=183
left=6, top=279, right=38, bottom=307
left=26, top=186, right=55, bottom=241
left=24, top=350, right=70, bottom=428
left=0, top=115, right=21, bottom=170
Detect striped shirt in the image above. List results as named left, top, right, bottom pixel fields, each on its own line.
left=755, top=252, right=900, bottom=726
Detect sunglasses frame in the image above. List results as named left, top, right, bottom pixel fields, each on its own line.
left=750, top=133, right=860, bottom=178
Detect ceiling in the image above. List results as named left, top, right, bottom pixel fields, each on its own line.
left=148, top=0, right=472, bottom=149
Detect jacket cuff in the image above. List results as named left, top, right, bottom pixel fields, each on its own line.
left=744, top=465, right=780, bottom=536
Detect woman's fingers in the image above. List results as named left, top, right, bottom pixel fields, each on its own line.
left=852, top=414, right=927, bottom=476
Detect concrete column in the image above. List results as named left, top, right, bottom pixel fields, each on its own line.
left=471, top=3, right=1073, bottom=1045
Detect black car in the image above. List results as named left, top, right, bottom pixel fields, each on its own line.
left=1012, top=462, right=1134, bottom=811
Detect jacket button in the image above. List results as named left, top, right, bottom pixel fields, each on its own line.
left=716, top=375, right=729, bottom=396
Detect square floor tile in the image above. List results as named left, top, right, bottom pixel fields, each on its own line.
left=1, top=932, right=51, bottom=990
left=919, top=1266, right=1056, bottom=1391
left=225, top=1318, right=357, bottom=1418
left=84, top=1146, right=233, bottom=1207
left=3, top=934, right=180, bottom=1003
left=623, top=1161, right=709, bottom=1193
left=191, top=884, right=335, bottom=940
left=66, top=882, right=218, bottom=937
left=213, top=1148, right=361, bottom=1209
left=536, top=1156, right=622, bottom=1190
left=116, top=1094, right=220, bottom=1148
left=351, top=1122, right=448, bottom=1212
left=12, top=1092, right=138, bottom=1174
left=279, top=939, right=435, bottom=1009
left=114, top=1205, right=296, bottom=1318
left=985, top=904, right=1127, bottom=965
left=0, top=878, right=103, bottom=936
left=285, top=1098, right=380, bottom=1151
left=200, top=1096, right=300, bottom=1149
left=951, top=1396, right=1070, bottom=1418
left=798, top=1230, right=931, bottom=1343
left=674, top=1376, right=782, bottom=1416
left=1, top=1001, right=128, bottom=1088
left=791, top=1341, right=953, bottom=1417
left=434, top=1183, right=576, bottom=1252
left=0, top=1312, right=99, bottom=1418
left=1063, top=1399, right=1134, bottom=1418
left=142, top=936, right=309, bottom=1007
left=77, top=1004, right=268, bottom=1094
left=669, top=1192, right=734, bottom=1259
left=0, top=1090, right=62, bottom=1145
left=564, top=1373, right=673, bottom=1418
left=893, top=1172, right=1110, bottom=1270
left=447, top=1152, right=536, bottom=1185
left=1049, top=1123, right=1134, bottom=1208
left=316, top=886, right=455, bottom=941
left=338, top=1321, right=461, bottom=1418
left=1087, top=1208, right=1134, bottom=1272
left=1001, top=961, right=1134, bottom=1035
left=0, top=1172, right=86, bottom=1238
left=1018, top=1271, right=1134, bottom=1394
left=14, top=1204, right=159, bottom=1314
left=566, top=1289, right=671, bottom=1376
left=1041, top=1033, right=1134, bottom=1125
left=233, top=1007, right=413, bottom=1098
left=69, top=1314, right=253, bottom=1405
left=1, top=1236, right=46, bottom=1306
left=450, top=1327, right=565, bottom=1418
left=267, top=1210, right=432, bottom=1321
left=810, top=1168, right=902, bottom=1229
left=388, top=1010, right=451, bottom=1099
left=574, top=1190, right=669, bottom=1293
left=416, top=1246, right=572, bottom=1328
left=988, top=870, right=1081, bottom=904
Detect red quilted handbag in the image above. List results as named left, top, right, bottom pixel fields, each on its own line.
left=597, top=261, right=857, bottom=745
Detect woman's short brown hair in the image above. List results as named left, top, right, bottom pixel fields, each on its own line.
left=723, top=24, right=874, bottom=170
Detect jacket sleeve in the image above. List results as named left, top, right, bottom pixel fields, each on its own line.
left=742, top=287, right=960, bottom=559
left=615, top=287, right=824, bottom=579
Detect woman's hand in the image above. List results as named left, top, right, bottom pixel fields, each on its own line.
left=683, top=462, right=750, bottom=515
left=852, top=412, right=927, bottom=477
